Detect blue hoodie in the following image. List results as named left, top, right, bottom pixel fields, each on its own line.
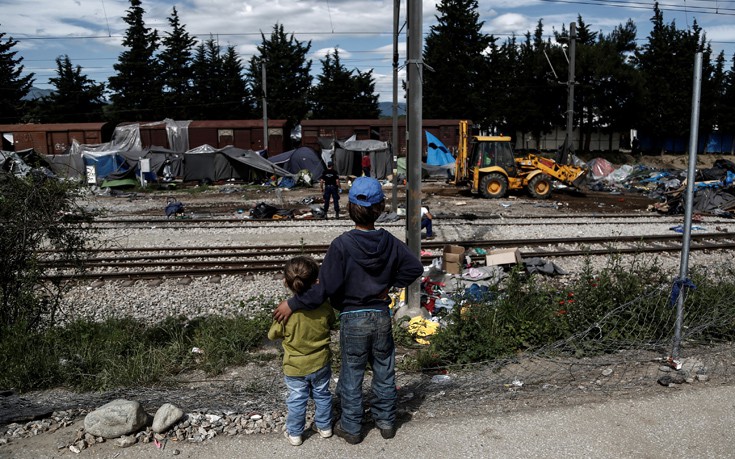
left=287, top=228, right=424, bottom=314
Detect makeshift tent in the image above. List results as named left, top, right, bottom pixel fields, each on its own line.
left=1, top=150, right=31, bottom=177
left=424, top=131, right=456, bottom=179
left=41, top=151, right=85, bottom=179
left=317, top=137, right=335, bottom=166
left=184, top=145, right=294, bottom=183
left=425, top=131, right=455, bottom=166
left=338, top=138, right=392, bottom=179
left=268, top=146, right=325, bottom=181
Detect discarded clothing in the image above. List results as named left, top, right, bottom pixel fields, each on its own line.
left=523, top=257, right=568, bottom=276
left=407, top=316, right=440, bottom=345
left=669, top=225, right=705, bottom=233
left=669, top=277, right=696, bottom=306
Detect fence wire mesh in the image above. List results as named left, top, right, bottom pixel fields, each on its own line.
left=394, top=266, right=735, bottom=413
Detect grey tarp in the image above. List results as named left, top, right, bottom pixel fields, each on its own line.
left=1, top=150, right=31, bottom=176
left=184, top=145, right=294, bottom=182
left=41, top=152, right=85, bottom=179
left=117, top=147, right=184, bottom=179
left=338, top=139, right=392, bottom=179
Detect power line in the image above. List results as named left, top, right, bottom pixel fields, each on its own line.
left=537, top=0, right=735, bottom=15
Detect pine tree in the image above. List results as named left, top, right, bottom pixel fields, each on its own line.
left=591, top=20, right=643, bottom=150
left=720, top=54, right=735, bottom=136
left=310, top=48, right=379, bottom=119
left=159, top=7, right=196, bottom=120
left=247, top=24, right=312, bottom=127
left=510, top=21, right=561, bottom=147
left=35, top=55, right=106, bottom=123
left=422, top=0, right=491, bottom=122
left=189, top=38, right=253, bottom=120
left=108, top=0, right=161, bottom=122
left=221, top=45, right=254, bottom=119
left=0, top=27, right=34, bottom=124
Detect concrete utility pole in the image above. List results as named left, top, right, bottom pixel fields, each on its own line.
left=391, top=0, right=401, bottom=213
left=261, top=60, right=269, bottom=151
left=562, top=22, right=576, bottom=165
left=403, top=0, right=423, bottom=318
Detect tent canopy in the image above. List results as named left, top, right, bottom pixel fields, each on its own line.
left=268, top=146, right=325, bottom=181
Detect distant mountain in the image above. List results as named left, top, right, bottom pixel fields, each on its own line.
left=23, top=87, right=54, bottom=101
left=379, top=101, right=406, bottom=118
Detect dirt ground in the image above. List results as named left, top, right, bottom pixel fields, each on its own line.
left=2, top=152, right=734, bottom=456
left=143, top=152, right=735, bottom=217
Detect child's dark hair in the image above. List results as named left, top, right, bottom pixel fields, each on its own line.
left=284, top=256, right=319, bottom=295
left=348, top=200, right=385, bottom=225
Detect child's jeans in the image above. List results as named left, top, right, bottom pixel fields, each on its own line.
left=284, top=365, right=333, bottom=436
left=338, top=309, right=396, bottom=436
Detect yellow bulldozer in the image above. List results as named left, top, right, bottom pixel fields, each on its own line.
left=453, top=120, right=587, bottom=199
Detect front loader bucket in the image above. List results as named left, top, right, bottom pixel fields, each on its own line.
left=571, top=168, right=588, bottom=188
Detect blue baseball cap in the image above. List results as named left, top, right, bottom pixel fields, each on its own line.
left=349, top=177, right=385, bottom=206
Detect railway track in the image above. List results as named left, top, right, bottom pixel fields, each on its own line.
left=43, top=232, right=735, bottom=281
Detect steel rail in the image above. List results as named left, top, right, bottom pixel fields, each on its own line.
left=43, top=233, right=735, bottom=281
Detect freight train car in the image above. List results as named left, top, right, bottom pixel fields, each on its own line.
left=1, top=119, right=463, bottom=157
left=300, top=119, right=463, bottom=156
left=0, top=122, right=112, bottom=154
left=133, top=119, right=288, bottom=153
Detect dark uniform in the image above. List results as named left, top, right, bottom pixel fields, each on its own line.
left=321, top=164, right=340, bottom=219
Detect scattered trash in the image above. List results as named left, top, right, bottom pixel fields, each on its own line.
left=601, top=368, right=613, bottom=376
left=191, top=347, right=204, bottom=354
left=431, top=374, right=451, bottom=384
left=669, top=225, right=706, bottom=233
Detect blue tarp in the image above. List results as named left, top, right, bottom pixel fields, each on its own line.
left=425, top=131, right=455, bottom=166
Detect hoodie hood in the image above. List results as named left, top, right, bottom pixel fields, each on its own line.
left=343, top=229, right=394, bottom=273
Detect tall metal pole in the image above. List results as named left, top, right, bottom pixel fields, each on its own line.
left=403, top=0, right=423, bottom=318
left=672, top=39, right=703, bottom=359
left=562, top=22, right=576, bottom=165
left=391, top=0, right=401, bottom=213
left=261, top=60, right=269, bottom=151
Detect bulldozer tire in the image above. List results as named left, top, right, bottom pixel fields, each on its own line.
left=528, top=174, right=552, bottom=199
left=479, top=173, right=508, bottom=199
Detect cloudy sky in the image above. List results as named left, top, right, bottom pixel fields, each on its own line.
left=4, top=0, right=735, bottom=101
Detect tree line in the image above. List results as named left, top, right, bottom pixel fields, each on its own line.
left=2, top=0, right=735, bottom=153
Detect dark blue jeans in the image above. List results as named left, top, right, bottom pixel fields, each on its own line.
left=421, top=217, right=433, bottom=237
left=323, top=185, right=340, bottom=217
left=338, top=310, right=396, bottom=436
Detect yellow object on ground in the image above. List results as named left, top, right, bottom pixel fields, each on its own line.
left=407, top=316, right=440, bottom=345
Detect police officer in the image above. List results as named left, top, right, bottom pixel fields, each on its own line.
left=321, top=162, right=341, bottom=219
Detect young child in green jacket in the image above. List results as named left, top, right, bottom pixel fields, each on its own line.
left=268, top=256, right=335, bottom=446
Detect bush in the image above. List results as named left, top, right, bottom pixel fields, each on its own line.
left=0, top=172, right=95, bottom=331
left=421, top=257, right=735, bottom=367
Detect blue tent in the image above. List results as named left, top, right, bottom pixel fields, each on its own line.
left=425, top=131, right=455, bottom=166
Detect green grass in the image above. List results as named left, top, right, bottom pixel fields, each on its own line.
left=2, top=258, right=734, bottom=392
left=0, top=312, right=273, bottom=392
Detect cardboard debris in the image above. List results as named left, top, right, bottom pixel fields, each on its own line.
left=486, top=248, right=522, bottom=266
left=442, top=244, right=465, bottom=274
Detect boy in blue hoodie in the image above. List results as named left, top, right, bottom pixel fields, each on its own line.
left=273, top=177, right=424, bottom=444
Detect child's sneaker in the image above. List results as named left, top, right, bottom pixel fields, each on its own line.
left=312, top=423, right=333, bottom=438
left=285, top=431, right=302, bottom=446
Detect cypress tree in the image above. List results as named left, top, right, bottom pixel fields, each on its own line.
left=0, top=28, right=34, bottom=124
left=36, top=55, right=106, bottom=123
left=310, top=48, right=379, bottom=119
left=159, top=7, right=196, bottom=120
left=247, top=24, right=312, bottom=126
left=422, top=0, right=491, bottom=122
left=108, top=0, right=161, bottom=122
